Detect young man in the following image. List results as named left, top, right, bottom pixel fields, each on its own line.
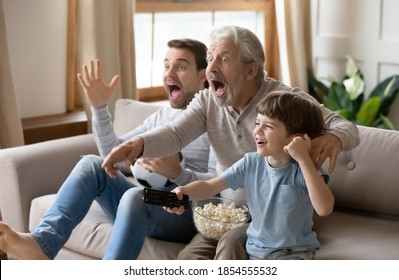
left=166, top=91, right=335, bottom=260
left=0, top=39, right=216, bottom=260
left=102, top=25, right=359, bottom=260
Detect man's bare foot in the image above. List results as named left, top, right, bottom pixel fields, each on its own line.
left=0, top=222, right=49, bottom=260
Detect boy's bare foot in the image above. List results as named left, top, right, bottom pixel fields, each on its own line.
left=0, top=222, right=49, bottom=260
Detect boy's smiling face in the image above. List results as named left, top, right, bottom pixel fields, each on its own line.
left=253, top=113, right=295, bottom=165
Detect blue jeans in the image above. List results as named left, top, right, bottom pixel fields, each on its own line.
left=31, top=155, right=196, bottom=259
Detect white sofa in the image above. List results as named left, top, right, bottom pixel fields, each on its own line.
left=1, top=99, right=399, bottom=260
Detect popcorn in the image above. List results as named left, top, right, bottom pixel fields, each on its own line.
left=193, top=200, right=248, bottom=240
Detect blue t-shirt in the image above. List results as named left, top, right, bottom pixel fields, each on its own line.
left=220, top=152, right=329, bottom=259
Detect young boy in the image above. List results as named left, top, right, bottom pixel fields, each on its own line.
left=166, top=91, right=335, bottom=260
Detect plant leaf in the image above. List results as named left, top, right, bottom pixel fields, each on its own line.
left=369, top=75, right=399, bottom=116
left=336, top=109, right=353, bottom=121
left=324, top=97, right=340, bottom=111
left=379, top=114, right=396, bottom=130
left=328, top=82, right=353, bottom=114
left=307, top=68, right=328, bottom=103
left=356, top=96, right=381, bottom=126
left=351, top=92, right=364, bottom=115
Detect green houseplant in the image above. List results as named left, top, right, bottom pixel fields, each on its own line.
left=308, top=56, right=399, bottom=129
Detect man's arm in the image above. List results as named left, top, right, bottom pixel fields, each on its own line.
left=91, top=106, right=121, bottom=158
left=139, top=138, right=217, bottom=184
left=312, top=106, right=359, bottom=173
left=102, top=93, right=209, bottom=178
left=172, top=144, right=217, bottom=184
left=92, top=105, right=159, bottom=158
left=293, top=88, right=360, bottom=151
left=293, top=89, right=360, bottom=173
left=320, top=104, right=360, bottom=151
left=102, top=136, right=144, bottom=178
left=139, top=92, right=209, bottom=158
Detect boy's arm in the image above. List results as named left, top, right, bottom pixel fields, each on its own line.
left=179, top=176, right=227, bottom=201
left=165, top=177, right=228, bottom=215
left=284, top=135, right=334, bottom=216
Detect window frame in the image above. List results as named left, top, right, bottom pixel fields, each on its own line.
left=136, top=0, right=280, bottom=101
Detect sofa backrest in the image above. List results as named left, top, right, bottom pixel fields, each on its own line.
left=113, top=99, right=161, bottom=136
left=325, top=125, right=399, bottom=217
left=114, top=101, right=399, bottom=217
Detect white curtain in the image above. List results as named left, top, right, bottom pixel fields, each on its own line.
left=277, top=0, right=312, bottom=91
left=0, top=0, right=24, bottom=148
left=69, top=0, right=137, bottom=131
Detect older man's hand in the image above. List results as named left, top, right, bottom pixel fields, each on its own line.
left=102, top=137, right=144, bottom=178
left=310, top=133, right=342, bottom=174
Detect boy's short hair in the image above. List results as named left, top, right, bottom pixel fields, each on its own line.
left=256, top=91, right=326, bottom=139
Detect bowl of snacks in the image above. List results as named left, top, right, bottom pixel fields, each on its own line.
left=192, top=197, right=250, bottom=241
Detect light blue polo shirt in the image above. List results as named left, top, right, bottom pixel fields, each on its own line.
left=220, top=152, right=329, bottom=259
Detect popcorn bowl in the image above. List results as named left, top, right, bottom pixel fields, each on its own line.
left=192, top=197, right=250, bottom=241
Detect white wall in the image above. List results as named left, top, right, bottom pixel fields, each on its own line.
left=3, top=0, right=67, bottom=118
left=3, top=0, right=399, bottom=126
left=311, top=0, right=399, bottom=128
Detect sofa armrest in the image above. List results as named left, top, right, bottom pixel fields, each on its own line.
left=0, top=134, right=98, bottom=232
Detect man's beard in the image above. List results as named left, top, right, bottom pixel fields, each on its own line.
left=212, top=89, right=233, bottom=107
left=211, top=78, right=243, bottom=107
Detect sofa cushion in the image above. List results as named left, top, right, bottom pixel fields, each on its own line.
left=30, top=194, right=185, bottom=259
left=113, top=99, right=162, bottom=136
left=30, top=194, right=111, bottom=259
left=314, top=211, right=399, bottom=259
left=325, top=125, right=399, bottom=216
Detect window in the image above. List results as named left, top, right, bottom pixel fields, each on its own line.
left=135, top=0, right=278, bottom=101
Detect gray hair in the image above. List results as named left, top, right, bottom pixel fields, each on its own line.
left=210, top=25, right=265, bottom=84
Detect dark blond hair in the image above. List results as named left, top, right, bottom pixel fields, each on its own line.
left=256, top=91, right=325, bottom=139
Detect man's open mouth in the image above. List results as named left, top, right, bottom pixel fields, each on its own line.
left=211, top=80, right=226, bottom=97
left=168, top=85, right=182, bottom=98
